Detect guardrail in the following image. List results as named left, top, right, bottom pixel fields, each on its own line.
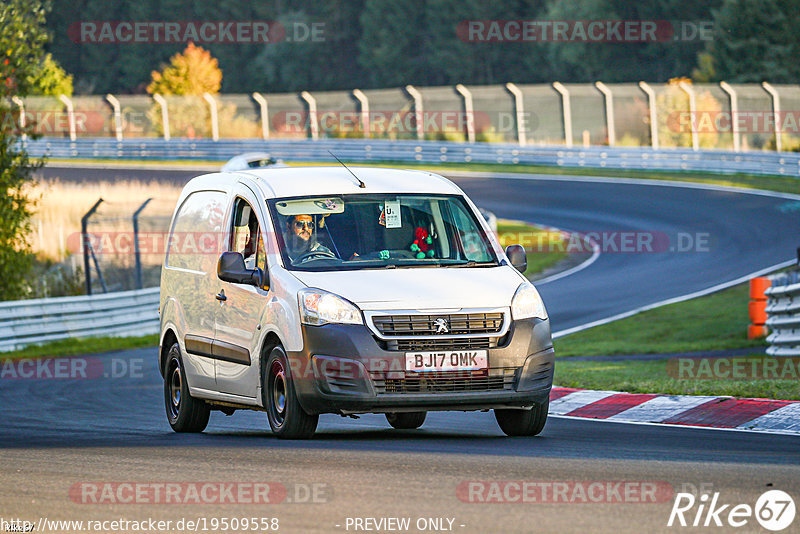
left=24, top=138, right=800, bottom=177
left=0, top=288, right=159, bottom=352
left=766, top=270, right=800, bottom=356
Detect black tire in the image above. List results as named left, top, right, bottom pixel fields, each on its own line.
left=494, top=399, right=548, bottom=437
left=386, top=411, right=427, bottom=429
left=264, top=346, right=318, bottom=439
left=164, top=343, right=210, bottom=433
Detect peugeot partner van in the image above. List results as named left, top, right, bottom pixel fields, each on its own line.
left=159, top=166, right=554, bottom=439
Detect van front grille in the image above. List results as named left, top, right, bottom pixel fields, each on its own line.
left=372, top=368, right=517, bottom=395
left=372, top=313, right=504, bottom=337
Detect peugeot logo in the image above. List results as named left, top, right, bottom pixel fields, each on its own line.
left=434, top=317, right=449, bottom=334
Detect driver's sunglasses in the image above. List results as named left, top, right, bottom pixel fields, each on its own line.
left=294, top=220, right=313, bottom=230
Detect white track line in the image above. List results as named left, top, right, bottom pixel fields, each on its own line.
left=549, top=414, right=800, bottom=437
left=533, top=228, right=601, bottom=286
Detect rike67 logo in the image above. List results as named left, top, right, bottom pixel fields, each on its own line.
left=668, top=490, right=796, bottom=531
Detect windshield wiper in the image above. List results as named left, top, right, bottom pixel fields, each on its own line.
left=446, top=260, right=497, bottom=268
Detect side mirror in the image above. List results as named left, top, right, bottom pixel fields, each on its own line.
left=505, top=244, right=528, bottom=273
left=217, top=252, right=268, bottom=288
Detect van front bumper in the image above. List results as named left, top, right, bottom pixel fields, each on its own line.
left=286, top=318, right=554, bottom=415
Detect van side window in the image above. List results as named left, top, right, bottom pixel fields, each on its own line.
left=448, top=201, right=493, bottom=262
left=166, top=191, right=226, bottom=271
left=230, top=198, right=266, bottom=272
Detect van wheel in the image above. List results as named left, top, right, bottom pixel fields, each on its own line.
left=494, top=399, right=548, bottom=437
left=264, top=346, right=318, bottom=439
left=164, top=343, right=210, bottom=433
left=386, top=411, right=426, bottom=429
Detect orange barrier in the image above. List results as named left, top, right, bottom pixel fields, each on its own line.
left=748, top=277, right=771, bottom=339
left=749, top=277, right=772, bottom=300
left=748, top=300, right=767, bottom=324
left=748, top=325, right=767, bottom=339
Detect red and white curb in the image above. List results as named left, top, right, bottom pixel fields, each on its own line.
left=548, top=387, right=800, bottom=434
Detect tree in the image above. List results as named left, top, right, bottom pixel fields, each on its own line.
left=147, top=42, right=222, bottom=96
left=47, top=0, right=279, bottom=94
left=0, top=0, right=50, bottom=299
left=541, top=0, right=722, bottom=82
left=146, top=43, right=224, bottom=138
left=694, top=0, right=800, bottom=83
left=27, top=53, right=73, bottom=96
left=658, top=78, right=723, bottom=149
left=359, top=0, right=429, bottom=87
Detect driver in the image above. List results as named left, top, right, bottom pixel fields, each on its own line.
left=285, top=214, right=333, bottom=262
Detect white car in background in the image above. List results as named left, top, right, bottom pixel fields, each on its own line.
left=221, top=152, right=287, bottom=172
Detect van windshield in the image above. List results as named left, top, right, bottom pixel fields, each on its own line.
left=267, top=194, right=499, bottom=271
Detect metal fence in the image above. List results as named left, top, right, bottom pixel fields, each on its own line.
left=0, top=287, right=159, bottom=352
left=766, top=270, right=800, bottom=357
left=12, top=81, right=800, bottom=152
left=24, top=137, right=800, bottom=177
left=81, top=197, right=175, bottom=295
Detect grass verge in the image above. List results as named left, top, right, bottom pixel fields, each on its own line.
left=496, top=219, right=568, bottom=278
left=554, top=283, right=766, bottom=357
left=0, top=334, right=158, bottom=361
left=552, top=282, right=796, bottom=399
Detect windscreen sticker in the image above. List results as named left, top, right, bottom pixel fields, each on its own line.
left=384, top=200, right=401, bottom=228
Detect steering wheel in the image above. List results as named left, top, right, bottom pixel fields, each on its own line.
left=294, top=249, right=337, bottom=263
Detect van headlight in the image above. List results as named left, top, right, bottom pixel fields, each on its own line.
left=511, top=282, right=548, bottom=320
left=298, top=288, right=363, bottom=326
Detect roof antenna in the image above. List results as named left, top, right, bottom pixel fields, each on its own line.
left=329, top=151, right=366, bottom=188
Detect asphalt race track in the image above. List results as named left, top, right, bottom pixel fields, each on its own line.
left=3, top=165, right=798, bottom=533
left=450, top=172, right=800, bottom=333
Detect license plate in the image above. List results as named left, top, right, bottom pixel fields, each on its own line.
left=405, top=350, right=488, bottom=372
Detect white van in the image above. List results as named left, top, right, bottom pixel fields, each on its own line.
left=159, top=166, right=554, bottom=439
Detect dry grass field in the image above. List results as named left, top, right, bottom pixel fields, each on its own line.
left=28, top=180, right=182, bottom=261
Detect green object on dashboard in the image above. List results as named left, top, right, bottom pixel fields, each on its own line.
left=379, top=250, right=390, bottom=260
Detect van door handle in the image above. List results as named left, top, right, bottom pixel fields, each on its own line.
left=215, top=291, right=227, bottom=302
